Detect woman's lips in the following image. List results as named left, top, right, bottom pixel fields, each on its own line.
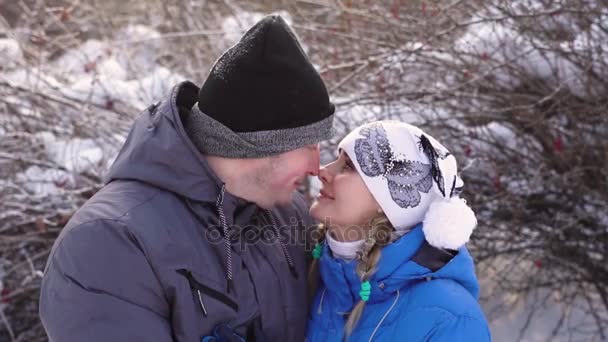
left=319, top=189, right=335, bottom=200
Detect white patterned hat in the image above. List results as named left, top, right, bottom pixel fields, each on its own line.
left=338, top=121, right=477, bottom=249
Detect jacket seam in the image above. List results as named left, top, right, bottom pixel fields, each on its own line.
left=401, top=305, right=481, bottom=322
left=48, top=191, right=169, bottom=313
left=113, top=191, right=173, bottom=309
left=422, top=313, right=489, bottom=340
left=50, top=254, right=169, bottom=319
left=47, top=190, right=160, bottom=262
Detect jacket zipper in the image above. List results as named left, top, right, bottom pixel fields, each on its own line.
left=177, top=269, right=239, bottom=316
left=317, top=287, right=326, bottom=314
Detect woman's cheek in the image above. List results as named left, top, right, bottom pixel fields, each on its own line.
left=335, top=184, right=353, bottom=222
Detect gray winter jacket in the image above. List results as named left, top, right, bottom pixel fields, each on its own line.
left=39, top=81, right=316, bottom=341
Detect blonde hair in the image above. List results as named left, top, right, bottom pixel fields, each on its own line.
left=307, top=222, right=328, bottom=304
left=307, top=215, right=395, bottom=340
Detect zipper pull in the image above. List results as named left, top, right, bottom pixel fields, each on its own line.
left=187, top=270, right=208, bottom=318
left=196, top=289, right=208, bottom=317
left=177, top=269, right=209, bottom=318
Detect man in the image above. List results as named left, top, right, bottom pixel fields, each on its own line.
left=39, top=15, right=334, bottom=341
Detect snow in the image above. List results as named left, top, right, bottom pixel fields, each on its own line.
left=62, top=67, right=184, bottom=110
left=112, top=25, right=164, bottom=74
left=36, top=132, right=104, bottom=173
left=0, top=24, right=183, bottom=198
left=13, top=132, right=125, bottom=196
left=97, top=58, right=129, bottom=81
left=131, top=66, right=184, bottom=106
left=62, top=76, right=133, bottom=107
left=54, top=25, right=161, bottom=81
left=52, top=39, right=111, bottom=79
left=0, top=38, right=23, bottom=69
left=454, top=20, right=530, bottom=88
left=453, top=3, right=608, bottom=97
left=222, top=11, right=265, bottom=48
left=15, top=166, right=75, bottom=195
left=1, top=23, right=184, bottom=197
left=12, top=132, right=111, bottom=196
left=3, top=25, right=184, bottom=110
left=1, top=68, right=64, bottom=92
left=221, top=10, right=298, bottom=51
left=53, top=26, right=184, bottom=108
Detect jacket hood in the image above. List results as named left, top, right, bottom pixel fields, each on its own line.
left=105, top=81, right=240, bottom=206
left=319, top=224, right=480, bottom=308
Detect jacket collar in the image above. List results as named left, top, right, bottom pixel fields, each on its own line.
left=318, top=224, right=479, bottom=305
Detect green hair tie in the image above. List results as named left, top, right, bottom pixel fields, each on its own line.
left=359, top=281, right=371, bottom=302
left=312, top=244, right=323, bottom=259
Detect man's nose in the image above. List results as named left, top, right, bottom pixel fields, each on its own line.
left=307, top=145, right=321, bottom=176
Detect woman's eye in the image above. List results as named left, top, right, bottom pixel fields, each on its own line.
left=342, top=163, right=352, bottom=172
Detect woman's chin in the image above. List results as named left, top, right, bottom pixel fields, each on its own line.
left=309, top=201, right=328, bottom=222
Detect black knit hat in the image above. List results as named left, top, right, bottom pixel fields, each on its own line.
left=185, top=15, right=335, bottom=158
left=198, top=14, right=334, bottom=132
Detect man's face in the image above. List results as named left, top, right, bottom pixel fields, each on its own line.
left=253, top=144, right=320, bottom=207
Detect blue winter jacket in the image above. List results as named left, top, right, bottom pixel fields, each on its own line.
left=307, top=224, right=491, bottom=341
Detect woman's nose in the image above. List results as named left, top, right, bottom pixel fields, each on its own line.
left=318, top=166, right=332, bottom=184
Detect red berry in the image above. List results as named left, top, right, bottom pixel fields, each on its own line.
left=1, top=288, right=9, bottom=303
left=553, top=137, right=564, bottom=153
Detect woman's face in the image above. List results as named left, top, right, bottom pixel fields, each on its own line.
left=310, top=151, right=381, bottom=241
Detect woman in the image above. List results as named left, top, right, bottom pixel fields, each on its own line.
left=306, top=121, right=491, bottom=341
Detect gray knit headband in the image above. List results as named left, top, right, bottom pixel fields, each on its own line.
left=184, top=105, right=335, bottom=158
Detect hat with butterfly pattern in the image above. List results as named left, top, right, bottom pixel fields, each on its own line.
left=338, top=121, right=477, bottom=250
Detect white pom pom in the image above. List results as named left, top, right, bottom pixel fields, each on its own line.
left=422, top=197, right=477, bottom=250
